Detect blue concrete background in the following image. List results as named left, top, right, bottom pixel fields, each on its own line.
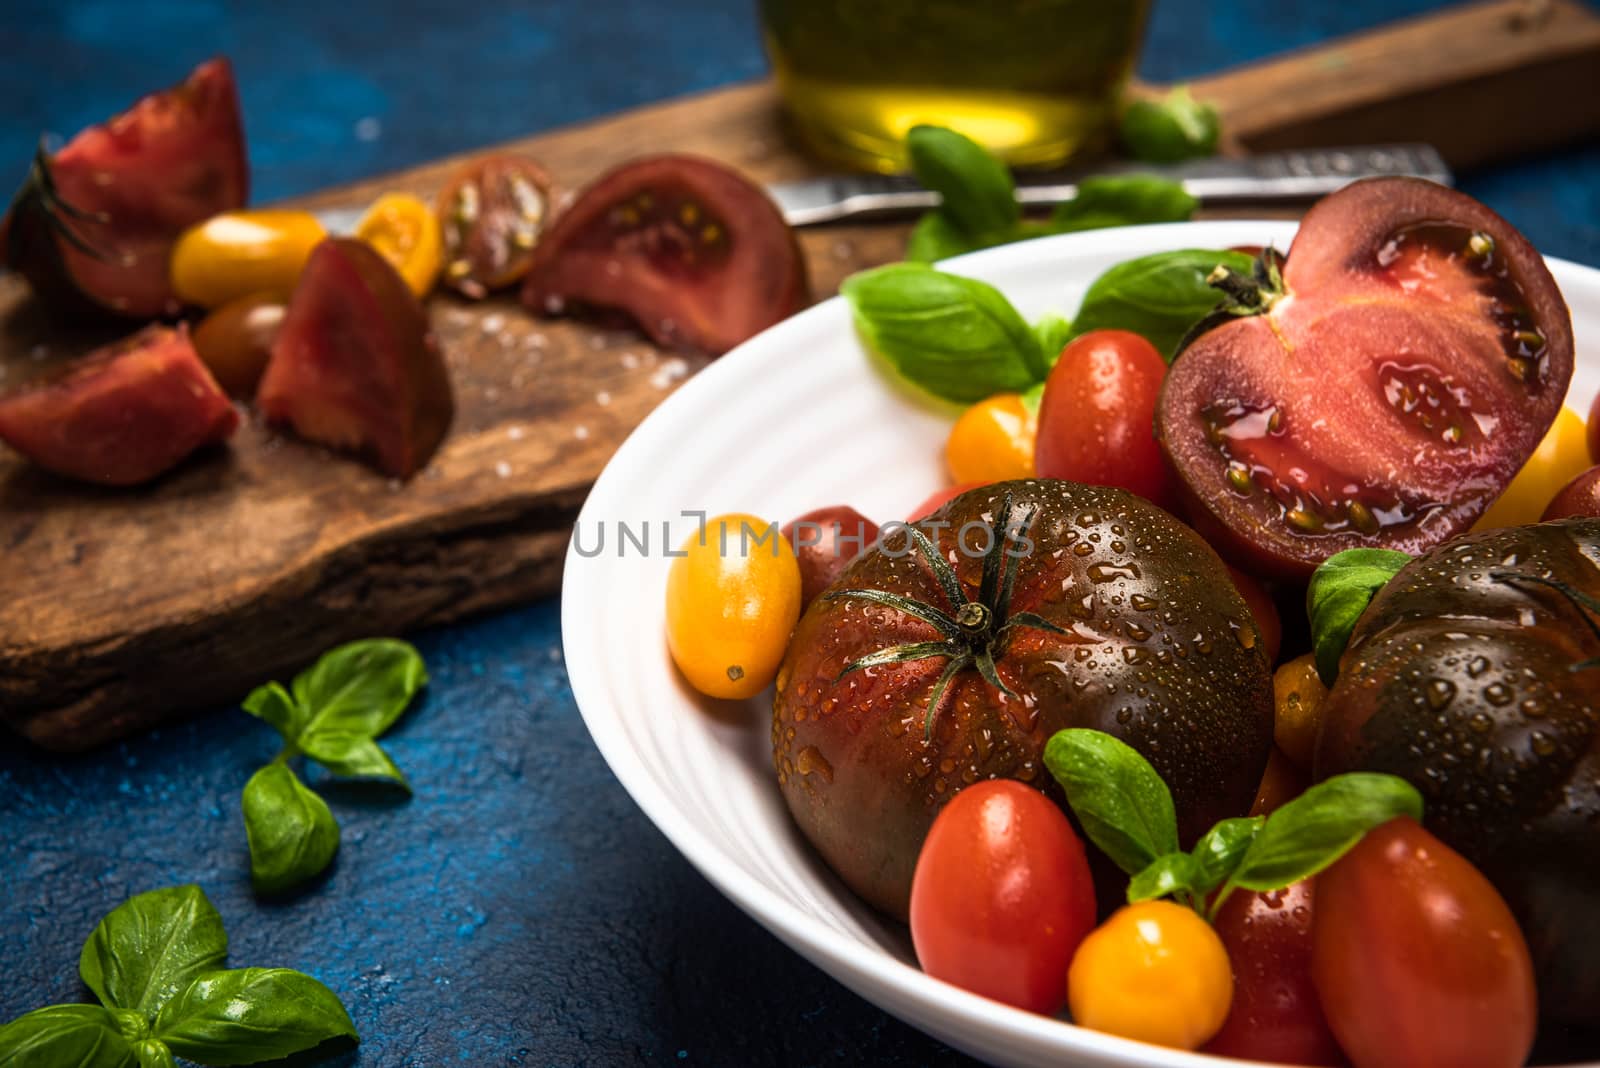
left=1, top=3, right=1596, bottom=1066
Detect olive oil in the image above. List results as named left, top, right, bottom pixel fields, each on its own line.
left=759, top=0, right=1151, bottom=172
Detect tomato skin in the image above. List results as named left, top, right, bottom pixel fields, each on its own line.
left=665, top=513, right=802, bottom=699
left=1068, top=900, right=1233, bottom=1050
left=946, top=393, right=1036, bottom=484
left=1312, top=817, right=1537, bottom=1068
left=1542, top=463, right=1600, bottom=520
left=1206, top=880, right=1342, bottom=1065
left=1589, top=389, right=1600, bottom=463
left=781, top=505, right=880, bottom=610
left=1250, top=745, right=1306, bottom=816
left=910, top=780, right=1095, bottom=1014
left=170, top=210, right=328, bottom=309
left=1034, top=330, right=1173, bottom=509
left=1226, top=565, right=1281, bottom=665
left=356, top=192, right=443, bottom=297
left=436, top=154, right=551, bottom=297
left=1475, top=406, right=1590, bottom=530
left=1272, top=653, right=1328, bottom=772
left=907, top=481, right=986, bottom=521
left=192, top=293, right=285, bottom=398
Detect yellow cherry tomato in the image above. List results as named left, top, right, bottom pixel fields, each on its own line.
left=355, top=192, right=444, bottom=297
left=665, top=513, right=802, bottom=699
left=169, top=209, right=327, bottom=308
left=1272, top=653, right=1328, bottom=772
left=1068, top=900, right=1233, bottom=1050
left=1475, top=406, right=1590, bottom=530
left=945, top=392, right=1037, bottom=483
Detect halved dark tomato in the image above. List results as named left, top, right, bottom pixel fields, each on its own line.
left=435, top=154, right=552, bottom=299
left=1, top=57, right=248, bottom=319
left=0, top=325, right=237, bottom=485
left=1156, top=178, right=1574, bottom=578
left=520, top=155, right=808, bottom=355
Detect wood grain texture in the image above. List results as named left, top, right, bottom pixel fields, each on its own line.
left=5, top=1, right=1598, bottom=749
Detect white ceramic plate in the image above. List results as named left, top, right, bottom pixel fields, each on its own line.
left=562, top=221, right=1600, bottom=1068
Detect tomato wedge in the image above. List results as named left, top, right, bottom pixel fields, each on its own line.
left=520, top=155, right=808, bottom=355
left=1, top=57, right=248, bottom=318
left=436, top=155, right=551, bottom=298
left=1156, top=178, right=1574, bottom=578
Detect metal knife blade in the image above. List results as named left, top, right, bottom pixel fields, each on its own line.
left=768, top=143, right=1453, bottom=227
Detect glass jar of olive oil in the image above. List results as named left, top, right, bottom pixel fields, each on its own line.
left=759, top=0, right=1151, bottom=172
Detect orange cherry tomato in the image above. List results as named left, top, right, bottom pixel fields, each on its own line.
left=1272, top=653, right=1328, bottom=772
left=1068, top=900, right=1233, bottom=1050
left=1312, top=817, right=1537, bottom=1068
left=910, top=779, right=1095, bottom=1014
left=665, top=513, right=801, bottom=699
left=1475, top=406, right=1589, bottom=530
left=169, top=209, right=327, bottom=308
left=355, top=192, right=444, bottom=297
left=191, top=293, right=285, bottom=398
left=945, top=392, right=1036, bottom=483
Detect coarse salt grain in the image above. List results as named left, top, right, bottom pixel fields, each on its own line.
left=480, top=314, right=506, bottom=334
left=595, top=391, right=611, bottom=406
left=495, top=461, right=512, bottom=478
left=574, top=425, right=590, bottom=440
left=507, top=426, right=526, bottom=441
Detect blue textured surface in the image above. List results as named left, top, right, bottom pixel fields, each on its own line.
left=2, top=3, right=1597, bottom=1066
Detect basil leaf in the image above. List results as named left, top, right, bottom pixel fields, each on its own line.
left=131, top=1042, right=174, bottom=1068
left=905, top=211, right=980, bottom=264
left=79, top=885, right=227, bottom=1018
left=1043, top=728, right=1179, bottom=875
left=241, top=681, right=303, bottom=744
left=1226, top=773, right=1423, bottom=893
left=1048, top=176, right=1197, bottom=234
left=842, top=264, right=1045, bottom=402
left=1126, top=852, right=1200, bottom=904
left=242, top=765, right=340, bottom=894
left=1030, top=312, right=1073, bottom=367
left=907, top=124, right=1018, bottom=240
left=1190, top=816, right=1264, bottom=892
left=1020, top=380, right=1045, bottom=417
left=298, top=732, right=410, bottom=791
left=153, top=968, right=358, bottom=1066
left=1071, top=248, right=1254, bottom=361
left=1308, top=548, right=1412, bottom=685
left=0, top=1005, right=136, bottom=1068
left=1120, top=86, right=1220, bottom=164
left=293, top=638, right=427, bottom=740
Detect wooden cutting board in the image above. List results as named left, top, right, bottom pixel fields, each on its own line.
left=4, top=0, right=1599, bottom=750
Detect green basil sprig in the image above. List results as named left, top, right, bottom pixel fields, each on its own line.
left=1307, top=549, right=1412, bottom=685
left=903, top=125, right=1197, bottom=264
left=0, top=886, right=356, bottom=1068
left=240, top=638, right=427, bottom=893
left=1044, top=728, right=1422, bottom=918
left=1119, top=86, right=1221, bottom=163
left=841, top=263, right=1045, bottom=403
left=1070, top=248, right=1255, bottom=361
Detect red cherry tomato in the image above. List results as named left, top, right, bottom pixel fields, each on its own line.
left=909, top=779, right=1095, bottom=1014
left=521, top=155, right=808, bottom=355
left=1035, top=330, right=1174, bottom=508
left=907, top=481, right=986, bottom=521
left=781, top=505, right=880, bottom=609
left=1207, top=879, right=1342, bottom=1065
left=1543, top=463, right=1600, bottom=520
left=1312, top=817, right=1537, bottom=1068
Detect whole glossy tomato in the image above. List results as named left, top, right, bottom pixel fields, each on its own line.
left=909, top=779, right=1094, bottom=1014
left=1543, top=463, right=1600, bottom=520
left=1312, top=818, right=1536, bottom=1068
left=1474, top=405, right=1589, bottom=529
left=1158, top=178, right=1574, bottom=578
left=774, top=480, right=1273, bottom=917
left=169, top=209, right=327, bottom=308
left=1317, top=520, right=1600, bottom=1022
left=667, top=513, right=802, bottom=699
left=522, top=155, right=808, bottom=355
left=1206, top=879, right=1341, bottom=1065
left=782, top=505, right=880, bottom=611
left=946, top=392, right=1036, bottom=484
left=191, top=293, right=285, bottom=397
left=1, top=57, right=248, bottom=318
left=1035, top=330, right=1173, bottom=509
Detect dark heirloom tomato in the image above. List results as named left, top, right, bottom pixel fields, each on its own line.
left=258, top=239, right=453, bottom=478
left=521, top=155, right=808, bottom=356
left=436, top=154, right=552, bottom=298
left=1, top=58, right=247, bottom=318
left=773, top=480, right=1273, bottom=918
left=1157, top=177, right=1574, bottom=578
left=0, top=325, right=236, bottom=485
left=1318, top=520, right=1600, bottom=1022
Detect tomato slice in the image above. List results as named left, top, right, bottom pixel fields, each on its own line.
left=1157, top=178, right=1574, bottom=577
left=356, top=192, right=443, bottom=297
left=520, top=155, right=808, bottom=355
left=435, top=155, right=552, bottom=298
left=1, top=57, right=248, bottom=318
left=0, top=325, right=236, bottom=485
